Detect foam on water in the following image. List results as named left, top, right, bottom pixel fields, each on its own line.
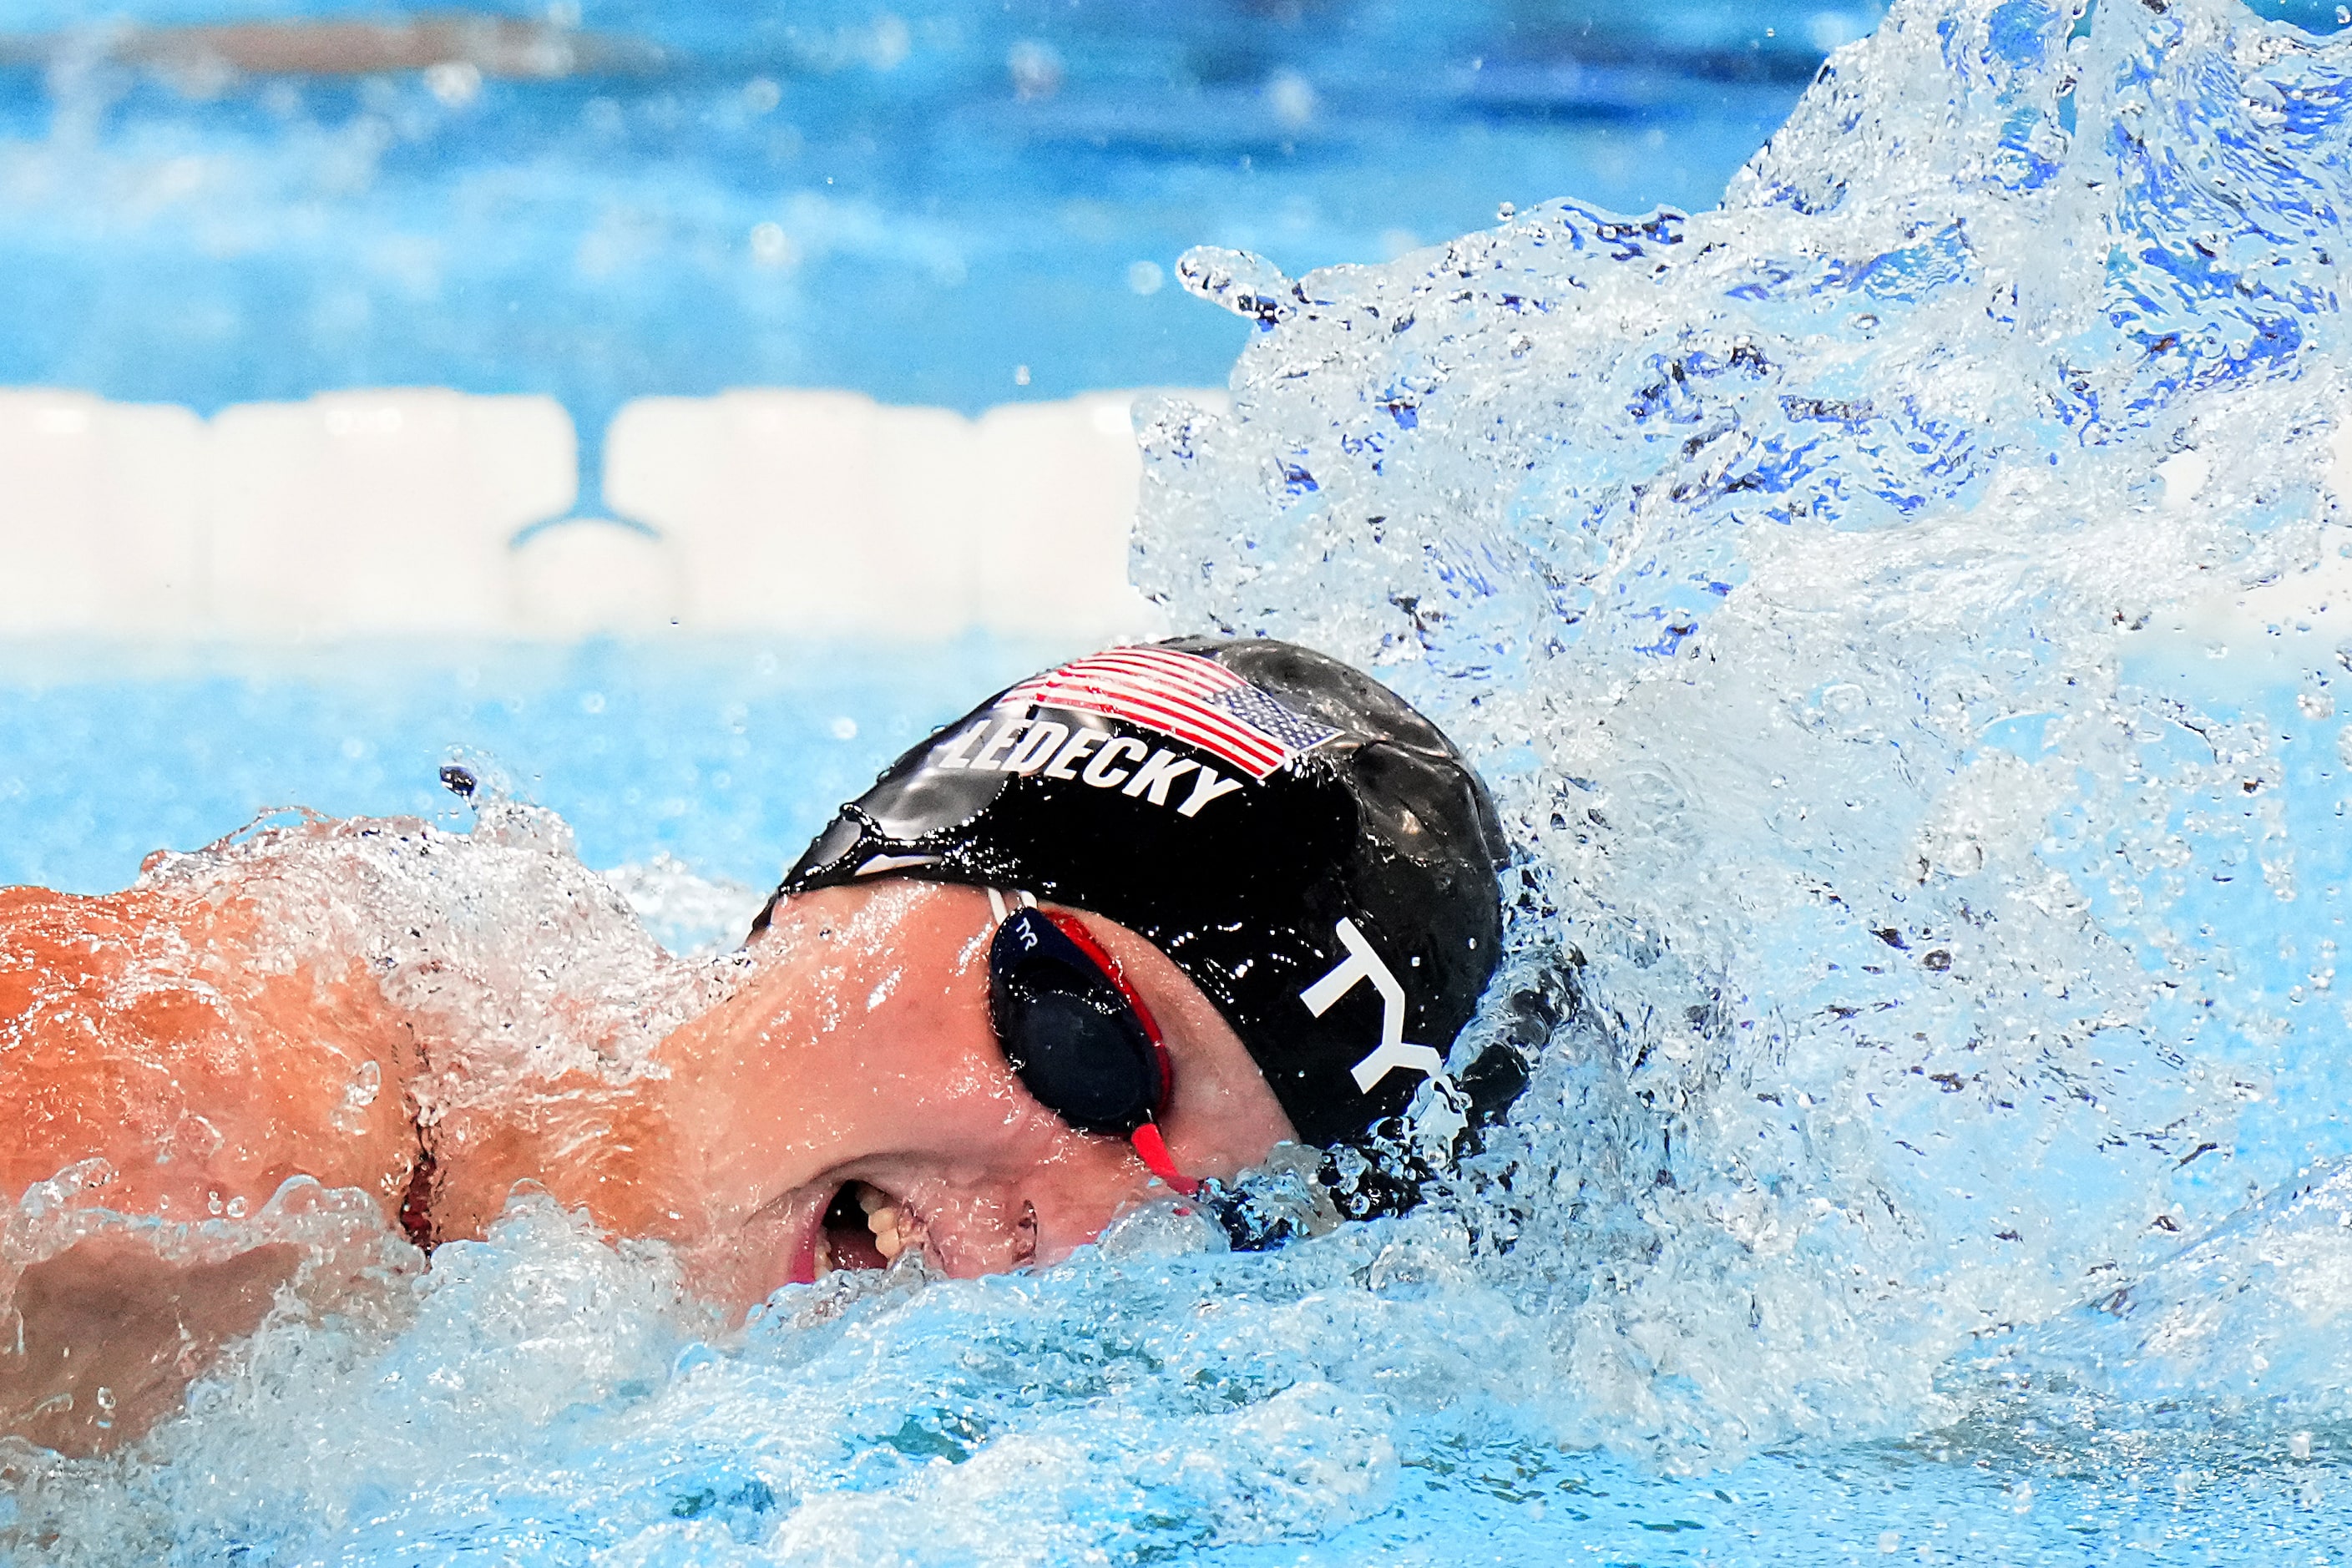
left=11, top=0, right=2352, bottom=1559
left=1146, top=0, right=2352, bottom=1426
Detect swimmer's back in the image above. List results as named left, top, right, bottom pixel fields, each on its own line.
left=4, top=809, right=732, bottom=1235
left=0, top=878, right=424, bottom=1222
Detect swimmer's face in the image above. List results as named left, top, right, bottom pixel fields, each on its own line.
left=650, top=880, right=1297, bottom=1307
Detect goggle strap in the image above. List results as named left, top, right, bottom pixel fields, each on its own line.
left=985, top=887, right=1039, bottom=923
left=1128, top=1120, right=1201, bottom=1197
left=1039, top=910, right=1163, bottom=1046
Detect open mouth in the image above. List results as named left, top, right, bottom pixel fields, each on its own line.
left=817, top=1180, right=920, bottom=1274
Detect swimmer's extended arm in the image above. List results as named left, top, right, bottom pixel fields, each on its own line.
left=0, top=1237, right=300, bottom=1456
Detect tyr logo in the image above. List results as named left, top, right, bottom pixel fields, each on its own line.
left=1299, top=918, right=1446, bottom=1094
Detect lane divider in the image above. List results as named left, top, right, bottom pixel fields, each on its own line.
left=0, top=386, right=1221, bottom=641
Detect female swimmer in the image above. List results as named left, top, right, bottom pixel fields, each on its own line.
left=1, top=637, right=1505, bottom=1452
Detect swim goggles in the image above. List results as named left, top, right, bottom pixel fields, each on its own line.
left=984, top=892, right=1201, bottom=1196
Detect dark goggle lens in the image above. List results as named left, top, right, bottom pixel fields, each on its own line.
left=987, top=908, right=1161, bottom=1137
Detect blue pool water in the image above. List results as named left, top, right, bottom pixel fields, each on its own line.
left=0, top=639, right=1050, bottom=903
left=11, top=0, right=2352, bottom=1562
left=0, top=0, right=1901, bottom=437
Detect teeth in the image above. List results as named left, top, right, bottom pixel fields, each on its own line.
left=823, top=1181, right=922, bottom=1268
left=862, top=1186, right=919, bottom=1262
left=871, top=1204, right=904, bottom=1260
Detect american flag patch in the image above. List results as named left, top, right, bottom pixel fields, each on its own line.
left=996, top=645, right=1338, bottom=781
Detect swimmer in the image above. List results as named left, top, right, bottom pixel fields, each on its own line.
left=1, top=637, right=1508, bottom=1453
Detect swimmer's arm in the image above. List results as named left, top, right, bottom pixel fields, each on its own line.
left=1, top=1236, right=301, bottom=1456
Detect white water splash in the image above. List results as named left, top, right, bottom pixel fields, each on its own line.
left=1138, top=0, right=2352, bottom=1464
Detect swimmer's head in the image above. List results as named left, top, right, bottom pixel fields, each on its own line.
left=765, top=638, right=1513, bottom=1182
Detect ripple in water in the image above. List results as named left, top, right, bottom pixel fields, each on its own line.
left=9, top=0, right=2352, bottom=1559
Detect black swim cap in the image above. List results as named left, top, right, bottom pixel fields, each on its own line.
left=763, top=637, right=1507, bottom=1150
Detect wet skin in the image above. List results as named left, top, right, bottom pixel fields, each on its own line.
left=0, top=865, right=1296, bottom=1453
left=432, top=879, right=1299, bottom=1302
